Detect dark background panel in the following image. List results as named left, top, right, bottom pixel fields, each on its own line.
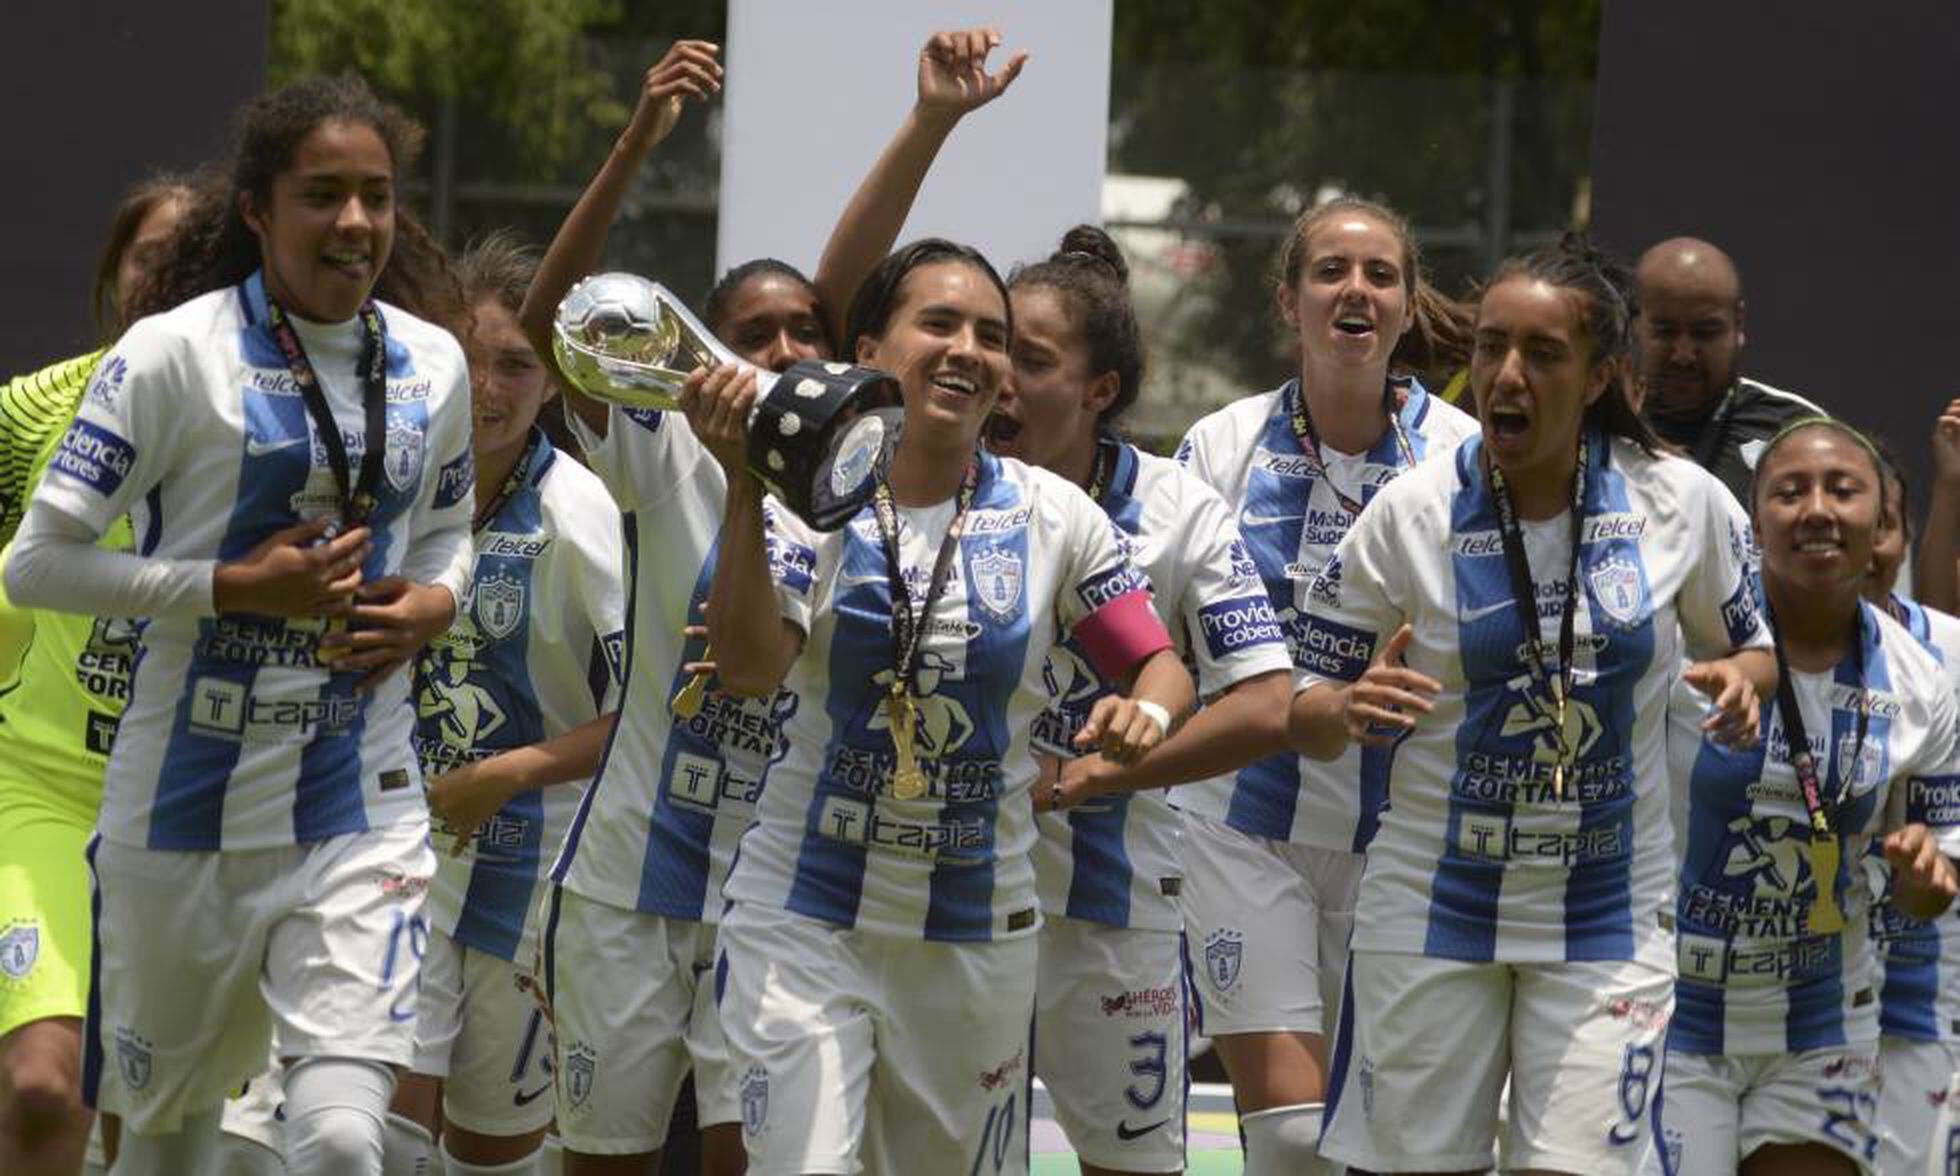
left=1590, top=1, right=1960, bottom=516
left=2, top=3, right=267, bottom=377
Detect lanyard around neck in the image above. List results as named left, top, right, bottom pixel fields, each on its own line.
left=262, top=294, right=389, bottom=528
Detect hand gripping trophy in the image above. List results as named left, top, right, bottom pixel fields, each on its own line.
left=554, top=272, right=903, bottom=530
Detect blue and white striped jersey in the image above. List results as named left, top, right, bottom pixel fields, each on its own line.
left=1669, top=600, right=1960, bottom=1055
left=1031, top=442, right=1291, bottom=932
left=419, top=432, right=624, bottom=963
left=1297, top=433, right=1769, bottom=967
left=724, top=452, right=1171, bottom=942
left=1868, top=595, right=1960, bottom=1044
left=1174, top=379, right=1477, bottom=851
left=550, top=406, right=793, bottom=924
left=30, top=273, right=474, bottom=851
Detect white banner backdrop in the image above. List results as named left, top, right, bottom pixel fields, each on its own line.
left=717, top=0, right=1112, bottom=288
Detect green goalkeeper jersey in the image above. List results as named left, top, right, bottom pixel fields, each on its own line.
left=0, top=352, right=135, bottom=824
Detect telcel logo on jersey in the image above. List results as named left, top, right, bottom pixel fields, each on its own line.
left=188, top=677, right=360, bottom=741
left=1197, top=596, right=1284, bottom=660
left=51, top=420, right=137, bottom=496
left=1295, top=617, right=1375, bottom=681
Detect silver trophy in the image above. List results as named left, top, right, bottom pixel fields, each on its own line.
left=554, top=272, right=901, bottom=530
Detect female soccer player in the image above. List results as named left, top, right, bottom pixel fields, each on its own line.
left=0, top=174, right=189, bottom=1176
left=382, top=233, right=625, bottom=1176
left=513, top=39, right=836, bottom=1176
left=1001, top=228, right=1294, bottom=1176
left=1663, top=419, right=1960, bottom=1176
left=1858, top=450, right=1960, bottom=1175
left=6, top=76, right=474, bottom=1174
left=1290, top=237, right=1776, bottom=1175
left=1171, top=196, right=1480, bottom=1172
left=694, top=236, right=1193, bottom=1175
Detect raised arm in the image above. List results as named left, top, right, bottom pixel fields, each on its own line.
left=517, top=40, right=724, bottom=436
left=812, top=28, right=1025, bottom=350
left=1918, top=398, right=1960, bottom=612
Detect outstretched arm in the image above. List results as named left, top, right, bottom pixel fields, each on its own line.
left=518, top=40, right=724, bottom=436
left=812, top=27, right=1026, bottom=352
left=1918, top=398, right=1960, bottom=612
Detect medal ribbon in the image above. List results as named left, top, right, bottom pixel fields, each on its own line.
left=872, top=460, right=982, bottom=695
left=472, top=428, right=545, bottom=534
left=1085, top=434, right=1119, bottom=506
left=1764, top=600, right=1869, bottom=935
left=1287, top=377, right=1417, bottom=516
left=263, top=294, right=390, bottom=528
left=1486, top=436, right=1590, bottom=799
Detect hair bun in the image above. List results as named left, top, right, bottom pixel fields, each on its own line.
left=1053, top=224, right=1129, bottom=284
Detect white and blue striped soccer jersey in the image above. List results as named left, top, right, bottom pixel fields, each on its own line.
left=28, top=272, right=474, bottom=851
left=1173, top=378, right=1477, bottom=851
left=1668, top=599, right=1960, bottom=1055
left=550, top=405, right=793, bottom=923
left=1296, top=432, right=1770, bottom=966
left=418, top=431, right=625, bottom=964
left=1031, top=441, right=1291, bottom=932
left=1869, top=594, right=1960, bottom=1045
left=726, top=451, right=1171, bottom=942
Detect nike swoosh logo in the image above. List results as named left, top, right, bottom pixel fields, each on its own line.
left=1460, top=600, right=1512, bottom=624
left=1240, top=513, right=1303, bottom=528
left=1116, top=1117, right=1169, bottom=1141
left=246, top=435, right=308, bottom=457
left=514, top=1082, right=552, bottom=1107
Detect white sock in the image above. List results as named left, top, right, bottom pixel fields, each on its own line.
left=1240, top=1102, right=1331, bottom=1176
left=383, top=1110, right=438, bottom=1176
left=108, top=1108, right=223, bottom=1175
left=283, top=1056, right=395, bottom=1176
left=538, top=1133, right=564, bottom=1176
left=442, top=1136, right=542, bottom=1174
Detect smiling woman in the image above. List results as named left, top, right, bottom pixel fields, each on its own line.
left=3, top=75, right=476, bottom=1175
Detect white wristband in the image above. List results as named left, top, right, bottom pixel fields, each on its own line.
left=1135, top=699, right=1171, bottom=739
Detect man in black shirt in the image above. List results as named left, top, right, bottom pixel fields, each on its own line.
left=1635, top=237, right=1824, bottom=502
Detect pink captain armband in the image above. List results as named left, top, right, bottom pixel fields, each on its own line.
left=1074, top=589, right=1173, bottom=681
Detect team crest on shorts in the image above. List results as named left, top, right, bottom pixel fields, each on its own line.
left=563, top=1041, right=596, bottom=1109
left=1203, top=929, right=1243, bottom=992
left=969, top=547, right=1024, bottom=622
left=740, top=1064, right=769, bottom=1137
left=1587, top=555, right=1646, bottom=627
left=115, top=1027, right=153, bottom=1090
left=384, top=417, right=424, bottom=493
left=473, top=572, right=526, bottom=640
left=0, top=923, right=39, bottom=980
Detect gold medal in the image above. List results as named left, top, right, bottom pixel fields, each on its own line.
left=888, top=683, right=927, bottom=800
left=670, top=670, right=709, bottom=719
left=1807, top=833, right=1844, bottom=935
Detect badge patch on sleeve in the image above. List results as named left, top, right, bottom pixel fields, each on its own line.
left=49, top=420, right=137, bottom=496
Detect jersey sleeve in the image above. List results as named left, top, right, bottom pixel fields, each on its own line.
left=763, top=498, right=823, bottom=637
left=1055, top=485, right=1172, bottom=682
left=569, top=405, right=710, bottom=514
left=1900, top=677, right=1960, bottom=855
left=28, top=327, right=182, bottom=539
left=1294, top=482, right=1407, bottom=693
left=398, top=340, right=476, bottom=602
left=568, top=484, right=628, bottom=710
left=1678, top=466, right=1773, bottom=660
left=1175, top=477, right=1290, bottom=695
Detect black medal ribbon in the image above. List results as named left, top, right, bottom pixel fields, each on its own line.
left=1763, top=601, right=1870, bottom=842
left=472, top=428, right=545, bottom=534
left=870, top=459, right=982, bottom=696
left=263, top=295, right=390, bottom=530
left=1085, top=433, right=1119, bottom=506
left=1485, top=436, right=1590, bottom=787
left=1288, top=377, right=1417, bottom=517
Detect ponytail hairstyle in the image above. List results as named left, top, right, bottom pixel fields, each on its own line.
left=1274, top=195, right=1472, bottom=382
left=1483, top=233, right=1661, bottom=454
left=1870, top=434, right=1913, bottom=544
left=1008, top=224, right=1145, bottom=429
left=92, top=174, right=195, bottom=338
left=1749, top=416, right=1890, bottom=522
left=704, top=258, right=836, bottom=355
left=131, top=75, right=463, bottom=334
left=845, top=237, right=1012, bottom=363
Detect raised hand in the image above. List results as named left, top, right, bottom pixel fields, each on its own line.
left=678, top=362, right=761, bottom=481
left=1342, top=624, right=1438, bottom=747
left=1933, top=398, right=1960, bottom=489
left=624, top=39, right=724, bottom=153
left=916, top=27, right=1027, bottom=123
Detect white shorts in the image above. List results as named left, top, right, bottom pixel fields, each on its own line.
left=717, top=899, right=1037, bottom=1176
left=1177, top=811, right=1357, bottom=1039
left=412, top=925, right=554, bottom=1135
left=1322, top=950, right=1671, bottom=1174
left=1661, top=1045, right=1881, bottom=1175
left=540, top=885, right=734, bottom=1154
left=1034, top=915, right=1187, bottom=1172
left=83, top=820, right=432, bottom=1134
left=1879, top=1037, right=1956, bottom=1176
